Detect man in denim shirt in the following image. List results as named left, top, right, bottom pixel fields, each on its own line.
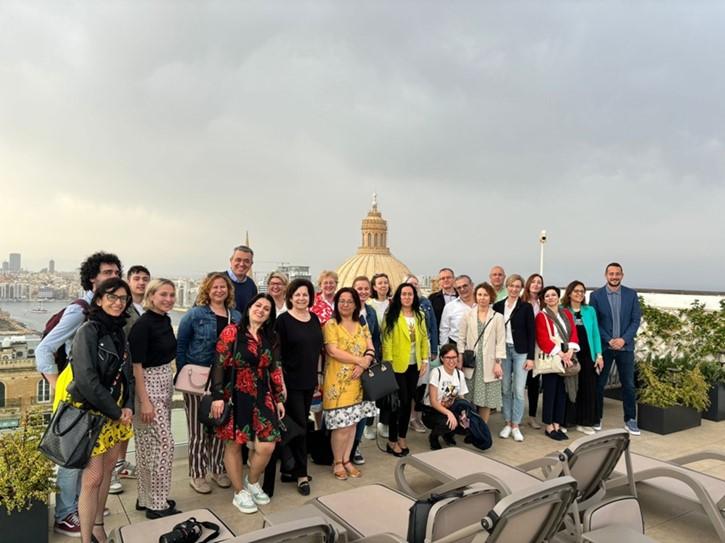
left=35, top=252, right=122, bottom=537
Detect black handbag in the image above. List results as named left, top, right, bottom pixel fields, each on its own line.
left=361, top=361, right=399, bottom=402
left=462, top=317, right=494, bottom=369
left=279, top=414, right=305, bottom=446
left=199, top=393, right=232, bottom=427
left=39, top=400, right=105, bottom=469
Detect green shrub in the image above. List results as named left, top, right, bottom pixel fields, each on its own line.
left=638, top=355, right=710, bottom=411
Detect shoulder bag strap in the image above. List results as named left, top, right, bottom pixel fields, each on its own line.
left=471, top=316, right=494, bottom=350
left=198, top=520, right=221, bottom=543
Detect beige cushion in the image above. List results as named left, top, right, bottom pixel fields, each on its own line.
left=109, top=508, right=234, bottom=543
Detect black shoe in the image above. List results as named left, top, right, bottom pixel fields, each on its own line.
left=429, top=437, right=442, bottom=451
left=463, top=434, right=473, bottom=444
left=145, top=504, right=181, bottom=519
left=400, top=447, right=410, bottom=456
left=545, top=430, right=564, bottom=441
left=136, top=499, right=176, bottom=511
left=555, top=430, right=569, bottom=440
left=386, top=444, right=404, bottom=457
left=443, top=434, right=456, bottom=446
left=297, top=479, right=311, bottom=496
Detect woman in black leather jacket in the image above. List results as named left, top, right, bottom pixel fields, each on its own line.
left=69, top=277, right=134, bottom=543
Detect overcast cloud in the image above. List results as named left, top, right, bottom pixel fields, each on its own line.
left=1, top=1, right=723, bottom=290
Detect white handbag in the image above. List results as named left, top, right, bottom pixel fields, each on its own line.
left=533, top=316, right=565, bottom=377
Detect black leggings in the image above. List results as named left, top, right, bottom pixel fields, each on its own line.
left=285, top=388, right=314, bottom=478
left=389, top=365, right=419, bottom=442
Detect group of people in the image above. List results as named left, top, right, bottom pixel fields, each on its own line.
left=36, top=246, right=642, bottom=542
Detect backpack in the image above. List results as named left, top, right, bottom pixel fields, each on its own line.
left=41, top=299, right=90, bottom=374
left=407, top=490, right=464, bottom=543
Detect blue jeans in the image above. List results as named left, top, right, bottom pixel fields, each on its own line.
left=597, top=349, right=637, bottom=422
left=55, top=466, right=80, bottom=521
left=501, top=344, right=527, bottom=425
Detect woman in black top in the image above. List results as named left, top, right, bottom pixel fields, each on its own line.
left=70, top=278, right=134, bottom=543
left=129, top=279, right=179, bottom=519
left=274, top=278, right=324, bottom=495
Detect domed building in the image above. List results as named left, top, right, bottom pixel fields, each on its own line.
left=337, top=194, right=412, bottom=289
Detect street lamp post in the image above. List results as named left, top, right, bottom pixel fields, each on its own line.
left=539, top=230, right=547, bottom=276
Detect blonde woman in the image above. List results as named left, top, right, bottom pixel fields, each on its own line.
left=266, top=272, right=289, bottom=316
left=176, top=273, right=241, bottom=494
left=311, top=270, right=338, bottom=326
left=129, top=279, right=179, bottom=518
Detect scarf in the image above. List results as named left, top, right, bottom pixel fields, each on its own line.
left=89, top=309, right=128, bottom=357
left=543, top=306, right=579, bottom=402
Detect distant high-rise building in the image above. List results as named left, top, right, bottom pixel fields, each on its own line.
left=8, top=253, right=21, bottom=273
left=1, top=261, right=7, bottom=272
left=48, top=259, right=55, bottom=274
left=277, top=265, right=311, bottom=282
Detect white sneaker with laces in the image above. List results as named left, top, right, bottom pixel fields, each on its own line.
left=499, top=425, right=512, bottom=439
left=511, top=427, right=524, bottom=442
left=244, top=476, right=270, bottom=505
left=576, top=425, right=595, bottom=435
left=232, top=489, right=257, bottom=514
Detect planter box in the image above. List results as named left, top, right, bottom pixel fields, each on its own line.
left=703, top=383, right=725, bottom=422
left=0, top=500, right=48, bottom=543
left=638, top=403, right=701, bottom=435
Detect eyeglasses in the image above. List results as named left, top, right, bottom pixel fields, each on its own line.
left=337, top=300, right=356, bottom=306
left=105, top=293, right=129, bottom=304
left=441, top=355, right=459, bottom=361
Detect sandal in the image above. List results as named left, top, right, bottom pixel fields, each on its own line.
left=343, top=460, right=362, bottom=478
left=92, top=522, right=105, bottom=543
left=333, top=461, right=348, bottom=480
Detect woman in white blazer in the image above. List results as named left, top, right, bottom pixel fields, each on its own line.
left=457, top=282, right=505, bottom=423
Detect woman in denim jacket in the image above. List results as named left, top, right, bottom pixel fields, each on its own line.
left=176, top=272, right=241, bottom=494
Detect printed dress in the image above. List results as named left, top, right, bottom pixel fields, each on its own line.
left=213, top=325, right=286, bottom=444
left=322, top=319, right=376, bottom=430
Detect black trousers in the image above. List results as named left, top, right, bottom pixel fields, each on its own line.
left=389, top=365, right=419, bottom=442
left=285, top=388, right=314, bottom=478
left=541, top=374, right=566, bottom=426
left=526, top=370, right=540, bottom=417
left=422, top=408, right=454, bottom=440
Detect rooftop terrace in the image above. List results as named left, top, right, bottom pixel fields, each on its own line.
left=48, top=397, right=725, bottom=543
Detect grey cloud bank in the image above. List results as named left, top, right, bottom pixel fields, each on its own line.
left=1, top=2, right=723, bottom=290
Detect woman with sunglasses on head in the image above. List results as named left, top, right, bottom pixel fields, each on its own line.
left=67, top=278, right=134, bottom=543
left=176, top=272, right=241, bottom=495
left=561, top=281, right=603, bottom=435
left=521, top=273, right=544, bottom=429
left=322, top=288, right=377, bottom=480
left=382, top=283, right=430, bottom=457
left=536, top=285, right=580, bottom=441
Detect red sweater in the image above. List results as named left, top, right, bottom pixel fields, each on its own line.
left=535, top=310, right=579, bottom=355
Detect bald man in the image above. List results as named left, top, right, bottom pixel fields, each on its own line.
left=490, top=266, right=507, bottom=302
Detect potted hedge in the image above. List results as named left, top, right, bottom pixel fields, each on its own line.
left=700, top=360, right=725, bottom=422
left=0, top=410, right=56, bottom=543
left=637, top=355, right=710, bottom=434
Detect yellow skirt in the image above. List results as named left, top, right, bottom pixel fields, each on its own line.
left=54, top=365, right=134, bottom=457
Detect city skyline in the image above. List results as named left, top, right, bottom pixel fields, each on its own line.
left=1, top=3, right=724, bottom=290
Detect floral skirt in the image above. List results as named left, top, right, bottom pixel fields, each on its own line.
left=93, top=419, right=133, bottom=456
left=324, top=401, right=377, bottom=430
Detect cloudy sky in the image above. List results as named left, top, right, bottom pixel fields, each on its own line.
left=1, top=1, right=723, bottom=290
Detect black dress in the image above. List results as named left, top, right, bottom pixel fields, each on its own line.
left=566, top=311, right=598, bottom=427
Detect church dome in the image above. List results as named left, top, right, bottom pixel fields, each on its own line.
left=337, top=194, right=412, bottom=290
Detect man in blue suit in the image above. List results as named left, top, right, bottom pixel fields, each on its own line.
left=589, top=262, right=642, bottom=435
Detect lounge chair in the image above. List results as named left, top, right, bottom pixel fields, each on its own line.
left=107, top=508, right=235, bottom=543
left=312, top=472, right=507, bottom=541
left=608, top=450, right=725, bottom=541
left=578, top=495, right=656, bottom=542
left=226, top=516, right=339, bottom=542
left=314, top=476, right=578, bottom=542
left=394, top=447, right=556, bottom=498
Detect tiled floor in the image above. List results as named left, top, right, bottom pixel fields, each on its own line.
left=50, top=398, right=725, bottom=542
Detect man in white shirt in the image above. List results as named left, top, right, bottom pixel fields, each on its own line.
left=429, top=267, right=457, bottom=326
left=489, top=266, right=507, bottom=302
left=439, top=275, right=476, bottom=346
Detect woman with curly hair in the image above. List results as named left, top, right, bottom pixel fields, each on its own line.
left=176, top=272, right=241, bottom=494
left=210, top=293, right=285, bottom=514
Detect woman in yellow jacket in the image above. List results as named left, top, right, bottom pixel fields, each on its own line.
left=382, top=283, right=430, bottom=456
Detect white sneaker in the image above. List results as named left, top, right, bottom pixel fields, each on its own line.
left=377, top=423, right=389, bottom=438
left=108, top=472, right=123, bottom=495
left=499, top=425, right=512, bottom=439
left=363, top=425, right=377, bottom=440
left=511, top=427, right=524, bottom=442
left=577, top=425, right=595, bottom=435
left=232, top=489, right=257, bottom=514
left=244, top=476, right=270, bottom=505
left=592, top=422, right=603, bottom=432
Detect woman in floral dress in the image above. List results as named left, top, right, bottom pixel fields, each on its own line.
left=322, top=287, right=377, bottom=480
left=210, top=293, right=286, bottom=514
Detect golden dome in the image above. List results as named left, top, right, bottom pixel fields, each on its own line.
left=337, top=194, right=412, bottom=290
